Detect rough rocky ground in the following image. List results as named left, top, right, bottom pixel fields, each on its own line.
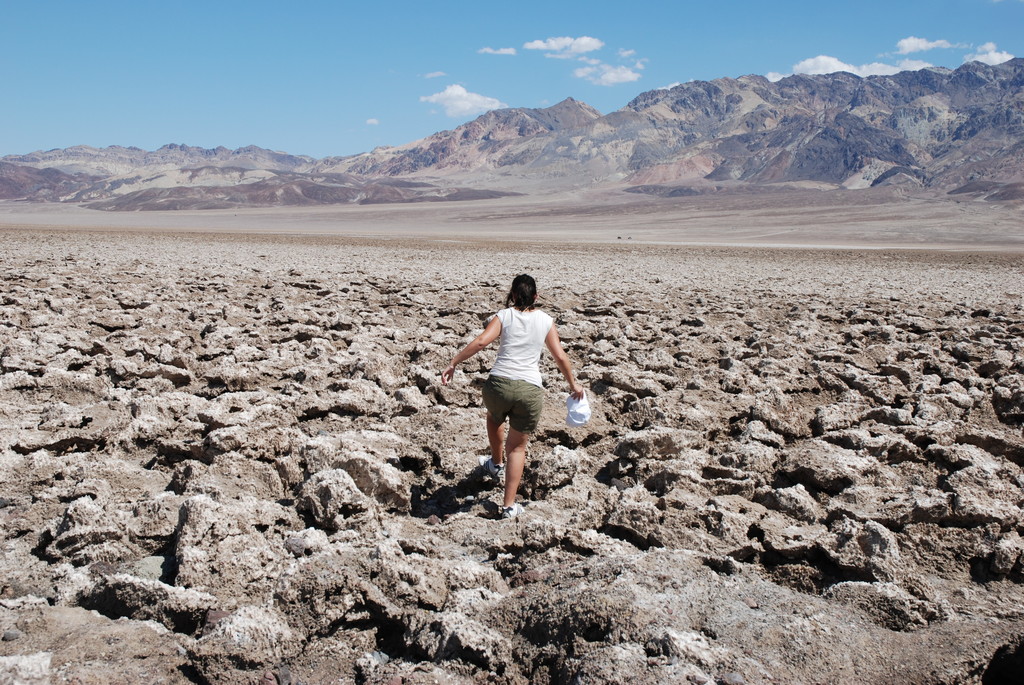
left=1, top=229, right=1023, bottom=684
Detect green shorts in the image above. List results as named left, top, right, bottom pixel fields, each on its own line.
left=482, top=375, right=544, bottom=434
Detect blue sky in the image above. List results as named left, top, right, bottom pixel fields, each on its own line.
left=2, top=0, right=1021, bottom=159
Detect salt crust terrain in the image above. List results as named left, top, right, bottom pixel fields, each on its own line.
left=1, top=213, right=1023, bottom=684
left=0, top=187, right=1022, bottom=250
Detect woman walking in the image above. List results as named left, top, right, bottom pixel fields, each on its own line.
left=441, top=274, right=585, bottom=519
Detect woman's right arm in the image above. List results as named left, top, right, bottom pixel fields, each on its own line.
left=441, top=316, right=502, bottom=385
left=545, top=324, right=584, bottom=399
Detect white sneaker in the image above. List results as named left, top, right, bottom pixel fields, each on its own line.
left=501, top=503, right=525, bottom=519
left=478, top=455, right=504, bottom=481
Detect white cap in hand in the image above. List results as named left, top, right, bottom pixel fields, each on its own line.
left=566, top=392, right=591, bottom=427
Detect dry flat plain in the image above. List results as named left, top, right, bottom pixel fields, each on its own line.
left=1, top=192, right=1023, bottom=685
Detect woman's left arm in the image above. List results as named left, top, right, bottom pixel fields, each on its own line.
left=441, top=316, right=502, bottom=385
left=545, top=324, right=585, bottom=399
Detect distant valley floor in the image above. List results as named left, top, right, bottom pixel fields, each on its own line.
left=0, top=188, right=1021, bottom=251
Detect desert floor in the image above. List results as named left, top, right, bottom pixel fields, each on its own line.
left=1, top=194, right=1023, bottom=684
left=1, top=186, right=1022, bottom=248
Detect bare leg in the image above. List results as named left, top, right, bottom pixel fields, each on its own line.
left=486, top=413, right=505, bottom=466
left=502, top=428, right=529, bottom=508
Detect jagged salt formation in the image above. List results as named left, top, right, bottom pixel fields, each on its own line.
left=1, top=232, right=1023, bottom=684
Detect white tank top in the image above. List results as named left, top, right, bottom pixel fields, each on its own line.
left=488, top=308, right=553, bottom=387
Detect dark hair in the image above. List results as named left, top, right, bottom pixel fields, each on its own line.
left=505, top=274, right=537, bottom=310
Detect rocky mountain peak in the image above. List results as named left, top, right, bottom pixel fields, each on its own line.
left=459, top=97, right=602, bottom=138
left=2, top=59, right=1021, bottom=208
left=5, top=144, right=315, bottom=177
left=536, top=97, right=603, bottom=130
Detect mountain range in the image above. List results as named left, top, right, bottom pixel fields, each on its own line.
left=3, top=58, right=1022, bottom=210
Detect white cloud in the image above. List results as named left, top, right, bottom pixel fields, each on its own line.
left=424, top=71, right=446, bottom=79
left=524, top=34, right=645, bottom=86
left=896, top=36, right=955, bottom=54
left=897, top=59, right=934, bottom=71
left=792, top=55, right=890, bottom=76
left=789, top=54, right=933, bottom=78
left=524, top=36, right=605, bottom=57
left=574, top=64, right=642, bottom=86
left=419, top=84, right=507, bottom=117
left=366, top=118, right=379, bottom=126
left=774, top=35, right=1009, bottom=81
left=792, top=55, right=851, bottom=74
left=478, top=47, right=517, bottom=55
left=964, top=42, right=1015, bottom=65
left=573, top=66, right=598, bottom=81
